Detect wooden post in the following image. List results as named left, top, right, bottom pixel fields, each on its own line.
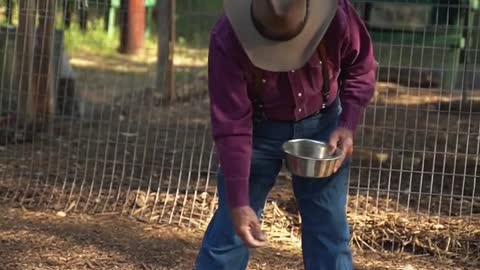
left=15, top=0, right=37, bottom=125
left=156, top=0, right=175, bottom=100
left=119, top=0, right=145, bottom=54
left=30, top=0, right=57, bottom=129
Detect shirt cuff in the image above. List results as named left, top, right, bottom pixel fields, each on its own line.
left=338, top=102, right=364, bottom=132
left=224, top=177, right=250, bottom=208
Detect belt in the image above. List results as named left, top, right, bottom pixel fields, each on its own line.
left=253, top=96, right=339, bottom=123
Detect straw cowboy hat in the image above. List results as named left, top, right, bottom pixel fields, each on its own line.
left=223, top=0, right=338, bottom=72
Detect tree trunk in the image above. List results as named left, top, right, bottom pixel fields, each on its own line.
left=119, top=0, right=145, bottom=54
left=156, top=0, right=175, bottom=100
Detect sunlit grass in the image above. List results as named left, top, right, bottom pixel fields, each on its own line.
left=64, top=20, right=208, bottom=69
left=64, top=20, right=156, bottom=57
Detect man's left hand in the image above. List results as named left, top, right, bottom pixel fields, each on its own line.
left=328, top=127, right=354, bottom=173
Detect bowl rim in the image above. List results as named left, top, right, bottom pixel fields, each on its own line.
left=282, top=139, right=343, bottom=161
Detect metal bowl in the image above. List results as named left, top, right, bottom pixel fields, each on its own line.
left=282, top=139, right=343, bottom=178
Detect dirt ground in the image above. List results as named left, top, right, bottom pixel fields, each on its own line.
left=0, top=205, right=476, bottom=270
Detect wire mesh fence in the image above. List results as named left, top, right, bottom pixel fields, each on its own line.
left=0, top=0, right=478, bottom=264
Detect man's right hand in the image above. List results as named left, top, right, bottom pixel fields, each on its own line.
left=231, top=206, right=267, bottom=248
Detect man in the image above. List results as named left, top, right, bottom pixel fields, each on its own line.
left=196, top=0, right=377, bottom=269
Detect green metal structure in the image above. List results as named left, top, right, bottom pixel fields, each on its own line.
left=353, top=0, right=479, bottom=89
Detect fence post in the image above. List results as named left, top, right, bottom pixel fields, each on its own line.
left=156, top=0, right=175, bottom=101
left=15, top=0, right=57, bottom=136
left=15, top=0, right=37, bottom=127
left=31, top=0, right=57, bottom=128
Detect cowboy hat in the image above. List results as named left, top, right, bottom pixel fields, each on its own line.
left=223, top=0, right=338, bottom=72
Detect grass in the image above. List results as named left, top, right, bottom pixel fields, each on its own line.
left=62, top=17, right=208, bottom=94
left=61, top=18, right=208, bottom=103
left=63, top=20, right=158, bottom=59
left=63, top=18, right=208, bottom=65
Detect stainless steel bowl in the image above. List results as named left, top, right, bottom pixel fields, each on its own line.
left=282, top=139, right=343, bottom=178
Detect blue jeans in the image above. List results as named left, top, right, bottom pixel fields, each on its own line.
left=196, top=101, right=353, bottom=270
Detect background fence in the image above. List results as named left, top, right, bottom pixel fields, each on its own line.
left=0, top=0, right=479, bottom=266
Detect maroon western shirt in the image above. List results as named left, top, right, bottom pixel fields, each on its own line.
left=208, top=0, right=377, bottom=208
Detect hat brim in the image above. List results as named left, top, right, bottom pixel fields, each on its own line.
left=223, top=0, right=338, bottom=72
